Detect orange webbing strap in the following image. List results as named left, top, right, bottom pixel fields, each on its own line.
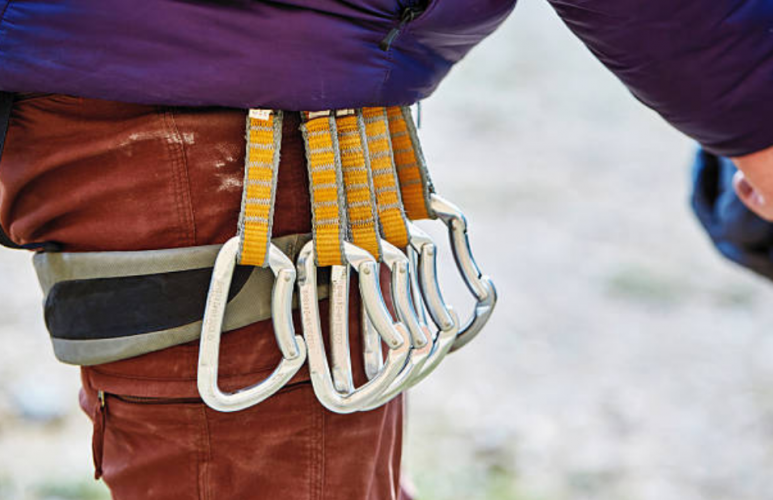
left=386, top=106, right=435, bottom=221
left=300, top=111, right=347, bottom=266
left=362, top=107, right=409, bottom=248
left=335, top=110, right=382, bottom=261
left=237, top=109, right=283, bottom=267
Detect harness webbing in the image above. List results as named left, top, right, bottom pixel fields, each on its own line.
left=336, top=110, right=382, bottom=260
left=300, top=112, right=347, bottom=266
left=237, top=110, right=282, bottom=267
left=386, top=106, right=435, bottom=221
left=362, top=107, right=409, bottom=248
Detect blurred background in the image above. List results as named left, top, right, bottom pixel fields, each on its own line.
left=3, top=0, right=773, bottom=499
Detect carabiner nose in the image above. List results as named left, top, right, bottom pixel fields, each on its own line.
left=198, top=237, right=306, bottom=412
left=297, top=240, right=410, bottom=414
left=401, top=224, right=460, bottom=388
left=428, top=193, right=498, bottom=351
left=361, top=240, right=433, bottom=410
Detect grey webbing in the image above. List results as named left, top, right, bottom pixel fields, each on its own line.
left=34, top=234, right=328, bottom=366
left=236, top=110, right=283, bottom=267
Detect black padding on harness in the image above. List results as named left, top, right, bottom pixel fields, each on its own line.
left=44, top=266, right=254, bottom=340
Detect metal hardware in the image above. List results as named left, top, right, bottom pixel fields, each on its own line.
left=197, top=237, right=306, bottom=412
left=362, top=306, right=383, bottom=381
left=330, top=264, right=354, bottom=394
left=428, top=194, right=497, bottom=351
left=361, top=241, right=433, bottom=409
left=401, top=223, right=460, bottom=386
left=297, top=240, right=410, bottom=414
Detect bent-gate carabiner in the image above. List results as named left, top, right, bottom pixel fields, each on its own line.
left=402, top=223, right=459, bottom=388
left=329, top=264, right=355, bottom=394
left=361, top=240, right=433, bottom=410
left=297, top=240, right=410, bottom=413
left=428, top=194, right=497, bottom=352
left=198, top=237, right=307, bottom=412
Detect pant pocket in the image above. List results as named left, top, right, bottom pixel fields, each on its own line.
left=80, top=385, right=205, bottom=500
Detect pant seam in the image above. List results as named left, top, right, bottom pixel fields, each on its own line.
left=162, top=107, right=197, bottom=247
left=199, top=405, right=213, bottom=500
left=320, top=407, right=327, bottom=500
left=310, top=390, right=325, bottom=500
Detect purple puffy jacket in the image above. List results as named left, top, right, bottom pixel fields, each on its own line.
left=0, top=0, right=771, bottom=157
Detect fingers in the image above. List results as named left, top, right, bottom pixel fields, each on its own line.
left=733, top=170, right=773, bottom=221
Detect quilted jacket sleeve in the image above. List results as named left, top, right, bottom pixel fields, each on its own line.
left=547, top=0, right=773, bottom=157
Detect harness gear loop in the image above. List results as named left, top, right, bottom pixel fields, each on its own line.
left=298, top=110, right=410, bottom=414
left=386, top=105, right=497, bottom=351
left=197, top=110, right=307, bottom=413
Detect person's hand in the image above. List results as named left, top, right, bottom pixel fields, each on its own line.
left=732, top=146, right=773, bottom=222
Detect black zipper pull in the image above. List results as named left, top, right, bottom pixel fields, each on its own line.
left=380, top=5, right=425, bottom=51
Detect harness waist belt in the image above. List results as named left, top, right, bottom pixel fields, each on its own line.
left=33, top=233, right=329, bottom=366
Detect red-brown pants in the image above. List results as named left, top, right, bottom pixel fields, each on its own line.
left=1, top=94, right=409, bottom=500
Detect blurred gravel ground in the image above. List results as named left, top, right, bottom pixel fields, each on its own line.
left=3, top=1, right=773, bottom=499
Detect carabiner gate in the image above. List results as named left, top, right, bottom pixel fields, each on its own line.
left=428, top=194, right=497, bottom=351
left=402, top=223, right=460, bottom=387
left=198, top=237, right=306, bottom=412
left=297, top=240, right=410, bottom=414
left=361, top=240, right=433, bottom=410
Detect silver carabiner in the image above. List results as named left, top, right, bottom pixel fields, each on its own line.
left=429, top=194, right=497, bottom=351
left=401, top=223, right=460, bottom=387
left=297, top=240, right=410, bottom=413
left=329, top=264, right=355, bottom=394
left=360, top=240, right=433, bottom=410
left=197, top=237, right=306, bottom=412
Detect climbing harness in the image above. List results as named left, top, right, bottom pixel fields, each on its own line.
left=2, top=94, right=498, bottom=414
left=33, top=233, right=318, bottom=366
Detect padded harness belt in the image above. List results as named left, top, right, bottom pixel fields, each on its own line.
left=34, top=233, right=328, bottom=366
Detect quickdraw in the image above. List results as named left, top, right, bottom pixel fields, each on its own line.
left=197, top=105, right=496, bottom=413
left=22, top=103, right=497, bottom=414
left=386, top=106, right=497, bottom=352
left=197, top=110, right=307, bottom=412
left=296, top=110, right=412, bottom=414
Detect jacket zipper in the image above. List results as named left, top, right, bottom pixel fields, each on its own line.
left=380, top=3, right=428, bottom=51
